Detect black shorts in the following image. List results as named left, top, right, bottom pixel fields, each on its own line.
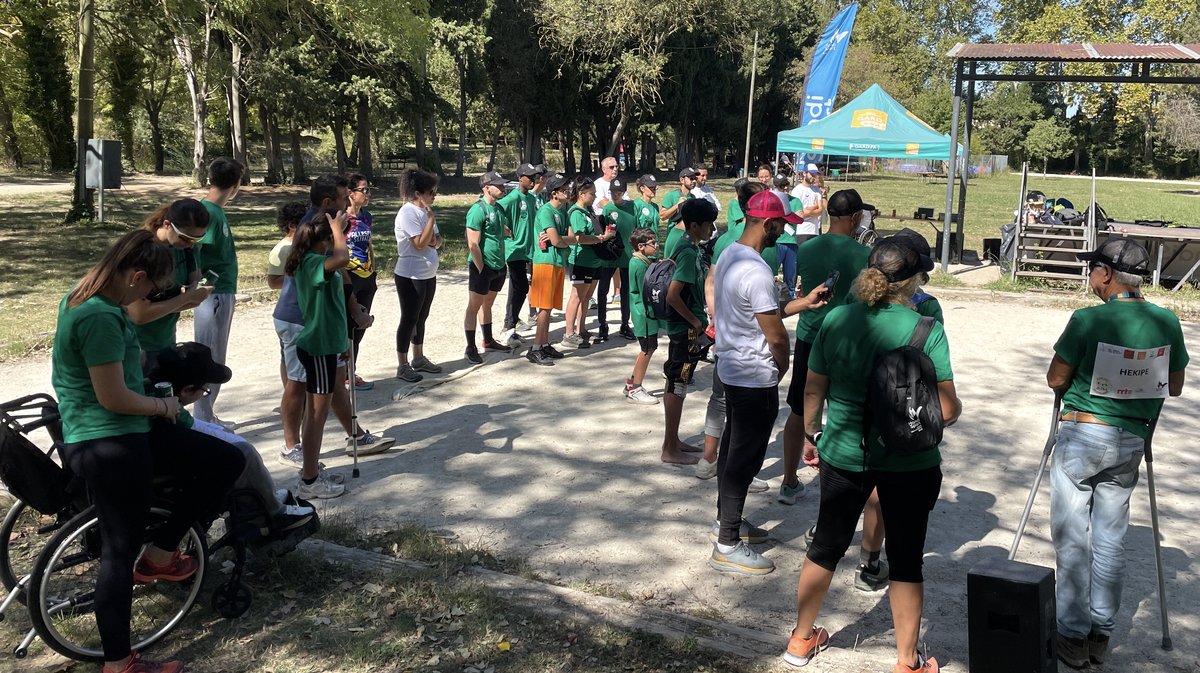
left=570, top=264, right=601, bottom=284
left=296, top=347, right=340, bottom=395
left=638, top=336, right=659, bottom=354
left=663, top=330, right=701, bottom=396
left=786, top=338, right=814, bottom=414
left=469, top=263, right=507, bottom=295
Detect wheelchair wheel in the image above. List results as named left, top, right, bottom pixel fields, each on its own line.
left=0, top=501, right=43, bottom=598
left=27, top=506, right=207, bottom=662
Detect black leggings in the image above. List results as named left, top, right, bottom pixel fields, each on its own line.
left=349, top=272, right=377, bottom=363
left=395, top=274, right=437, bottom=352
left=595, top=266, right=630, bottom=332
left=715, top=383, right=779, bottom=545
left=61, top=426, right=244, bottom=661
left=807, top=463, right=943, bottom=582
left=504, top=260, right=531, bottom=330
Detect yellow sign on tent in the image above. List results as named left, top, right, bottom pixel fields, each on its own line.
left=811, top=139, right=825, bottom=151
left=906, top=143, right=920, bottom=155
left=851, top=109, right=888, bottom=130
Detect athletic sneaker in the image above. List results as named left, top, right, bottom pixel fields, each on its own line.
left=1057, top=633, right=1089, bottom=669
left=133, top=550, right=199, bottom=583
left=348, top=375, right=374, bottom=391
left=892, top=653, right=939, bottom=673
left=694, top=457, right=717, bottom=479
left=515, top=319, right=533, bottom=333
left=396, top=363, right=423, bottom=382
left=499, top=328, right=523, bottom=348
left=297, top=473, right=345, bottom=499
left=268, top=504, right=316, bottom=535
left=411, top=356, right=443, bottom=373
left=559, top=334, right=583, bottom=349
left=708, top=519, right=768, bottom=544
left=594, top=330, right=609, bottom=343
left=101, top=650, right=185, bottom=673
left=278, top=444, right=305, bottom=467
left=707, top=540, right=774, bottom=575
left=588, top=297, right=597, bottom=309
left=542, top=345, right=565, bottom=359
left=778, top=480, right=805, bottom=505
left=855, top=560, right=890, bottom=592
left=801, top=523, right=816, bottom=549
left=577, top=335, right=592, bottom=349
left=465, top=347, right=483, bottom=364
left=482, top=339, right=512, bottom=353
left=749, top=476, right=769, bottom=493
left=347, top=431, right=394, bottom=456
left=1087, top=632, right=1110, bottom=665
left=625, top=386, right=658, bottom=405
left=211, top=416, right=238, bottom=432
left=526, top=348, right=555, bottom=366
left=618, top=325, right=636, bottom=340
left=782, top=626, right=830, bottom=667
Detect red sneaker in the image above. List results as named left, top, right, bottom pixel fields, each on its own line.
left=102, top=650, right=185, bottom=673
left=133, top=550, right=198, bottom=583
left=782, top=625, right=829, bottom=667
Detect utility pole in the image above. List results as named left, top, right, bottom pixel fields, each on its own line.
left=742, top=30, right=759, bottom=179
left=71, top=0, right=95, bottom=219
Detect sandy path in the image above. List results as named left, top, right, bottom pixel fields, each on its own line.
left=2, top=276, right=1198, bottom=672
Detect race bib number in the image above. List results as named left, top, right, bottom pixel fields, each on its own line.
left=1090, top=342, right=1171, bottom=399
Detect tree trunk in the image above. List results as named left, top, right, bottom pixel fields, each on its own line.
left=455, top=57, right=467, bottom=177
left=259, top=102, right=283, bottom=185
left=487, top=116, right=500, bottom=171
left=333, top=109, right=348, bottom=174
left=564, top=127, right=576, bottom=174
left=0, top=79, right=24, bottom=167
left=580, top=119, right=591, bottom=174
left=228, top=40, right=248, bottom=183
left=356, top=95, right=373, bottom=180
left=289, top=124, right=307, bottom=184
left=147, top=104, right=165, bottom=174
left=428, top=111, right=444, bottom=177
left=171, top=32, right=207, bottom=185
left=414, top=110, right=426, bottom=167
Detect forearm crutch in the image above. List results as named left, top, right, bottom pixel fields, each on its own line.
left=1143, top=417, right=1171, bottom=651
left=347, top=340, right=360, bottom=479
left=1009, top=392, right=1063, bottom=560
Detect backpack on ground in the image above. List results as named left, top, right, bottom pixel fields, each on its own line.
left=864, top=316, right=943, bottom=455
left=643, top=247, right=685, bottom=321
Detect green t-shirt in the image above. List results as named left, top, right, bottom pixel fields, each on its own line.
left=531, top=202, right=568, bottom=267
left=661, top=189, right=692, bottom=211
left=294, top=252, right=349, bottom=356
left=663, top=225, right=687, bottom=259
left=666, top=238, right=708, bottom=335
left=1053, top=300, right=1189, bottom=438
left=633, top=198, right=659, bottom=233
left=602, top=201, right=637, bottom=269
left=465, top=199, right=507, bottom=270
left=726, top=198, right=743, bottom=230
left=913, top=293, right=944, bottom=323
left=628, top=254, right=662, bottom=338
left=795, top=234, right=871, bottom=343
left=567, top=205, right=601, bottom=268
left=135, top=247, right=193, bottom=352
left=199, top=199, right=237, bottom=293
left=809, top=302, right=953, bottom=472
left=498, top=188, right=537, bottom=263
left=51, top=294, right=151, bottom=444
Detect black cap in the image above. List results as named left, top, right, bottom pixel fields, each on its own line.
left=480, top=171, right=507, bottom=188
left=892, top=227, right=932, bottom=258
left=535, top=163, right=548, bottom=175
left=636, top=174, right=657, bottom=188
left=827, top=189, right=875, bottom=217
left=1077, top=237, right=1150, bottom=275
left=543, top=173, right=570, bottom=194
left=678, top=167, right=699, bottom=180
left=516, top=163, right=541, bottom=178
left=144, top=342, right=232, bottom=389
left=772, top=173, right=790, bottom=188
left=678, top=198, right=719, bottom=225
left=610, top=177, right=627, bottom=193
left=870, top=237, right=934, bottom=283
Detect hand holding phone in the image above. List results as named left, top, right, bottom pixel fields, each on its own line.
left=197, top=270, right=220, bottom=287
left=819, top=270, right=840, bottom=301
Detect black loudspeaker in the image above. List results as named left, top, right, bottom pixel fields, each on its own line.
left=968, top=557, right=1057, bottom=673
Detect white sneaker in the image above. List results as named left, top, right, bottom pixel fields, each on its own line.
left=211, top=416, right=238, bottom=432
left=347, top=431, right=395, bottom=456
left=695, top=457, right=717, bottom=479
left=274, top=489, right=289, bottom=506
left=296, top=473, right=345, bottom=499
left=278, top=445, right=304, bottom=467
left=748, top=477, right=769, bottom=493
left=625, top=386, right=659, bottom=405
left=559, top=334, right=582, bottom=349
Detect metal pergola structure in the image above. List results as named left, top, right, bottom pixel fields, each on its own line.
left=938, top=42, right=1200, bottom=272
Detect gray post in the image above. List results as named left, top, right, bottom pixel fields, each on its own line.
left=97, top=142, right=104, bottom=223
left=940, top=60, right=963, bottom=273
left=955, top=64, right=976, bottom=258
left=742, top=30, right=758, bottom=180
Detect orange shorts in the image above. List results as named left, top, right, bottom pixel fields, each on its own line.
left=529, top=263, right=565, bottom=310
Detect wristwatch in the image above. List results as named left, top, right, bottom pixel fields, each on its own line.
left=804, top=430, right=822, bottom=445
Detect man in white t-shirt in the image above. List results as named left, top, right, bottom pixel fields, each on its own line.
left=690, top=163, right=721, bottom=212
left=707, top=190, right=826, bottom=576
left=792, top=164, right=824, bottom=241
left=593, top=156, right=626, bottom=215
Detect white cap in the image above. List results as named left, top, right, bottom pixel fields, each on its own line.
left=805, top=163, right=820, bottom=173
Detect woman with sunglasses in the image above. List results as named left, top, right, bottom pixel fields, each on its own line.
left=344, top=173, right=377, bottom=390
left=127, top=199, right=213, bottom=354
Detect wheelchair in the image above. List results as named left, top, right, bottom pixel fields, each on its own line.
left=0, top=393, right=303, bottom=662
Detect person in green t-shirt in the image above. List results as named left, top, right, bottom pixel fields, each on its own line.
left=463, top=171, right=513, bottom=364
left=787, top=238, right=961, bottom=672
left=659, top=166, right=698, bottom=225
left=597, top=176, right=637, bottom=342
left=193, top=156, right=245, bottom=428
left=623, top=228, right=663, bottom=404
left=128, top=199, right=214, bottom=353
left=498, top=163, right=544, bottom=344
left=1045, top=237, right=1188, bottom=666
left=659, top=199, right=717, bottom=466
left=526, top=173, right=577, bottom=366
left=632, top=174, right=661, bottom=243
left=561, top=177, right=616, bottom=350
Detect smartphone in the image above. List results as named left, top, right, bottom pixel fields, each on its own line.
left=819, top=270, right=840, bottom=300
left=197, top=270, right=220, bottom=287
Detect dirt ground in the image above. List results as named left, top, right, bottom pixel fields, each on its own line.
left=2, top=275, right=1198, bottom=673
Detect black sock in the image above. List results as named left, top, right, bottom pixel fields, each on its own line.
left=482, top=323, right=494, bottom=343
left=861, top=549, right=881, bottom=570
left=302, top=476, right=317, bottom=485
left=466, top=329, right=476, bottom=350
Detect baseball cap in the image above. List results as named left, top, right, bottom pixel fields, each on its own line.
left=516, top=163, right=541, bottom=178
left=610, top=177, right=627, bottom=193
left=678, top=167, right=699, bottom=180
left=745, top=190, right=803, bottom=224
left=144, top=342, right=232, bottom=390
left=892, top=227, right=932, bottom=258
left=535, top=163, right=549, bottom=175
left=870, top=237, right=934, bottom=283
left=543, top=173, right=569, bottom=194
left=480, top=171, right=507, bottom=188
left=827, top=189, right=875, bottom=217
left=772, top=173, right=790, bottom=188
left=677, top=198, right=719, bottom=225
left=636, top=174, right=657, bottom=188
left=1077, top=236, right=1150, bottom=275
left=805, top=163, right=820, bottom=174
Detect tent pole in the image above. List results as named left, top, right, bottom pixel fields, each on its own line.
left=940, top=59, right=964, bottom=273
left=743, top=30, right=758, bottom=179
left=955, top=63, right=976, bottom=260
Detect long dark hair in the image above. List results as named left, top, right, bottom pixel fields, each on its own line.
left=399, top=168, right=438, bottom=201
left=285, top=208, right=337, bottom=275
left=68, top=229, right=174, bottom=308
left=142, top=198, right=210, bottom=234
left=571, top=176, right=595, bottom=203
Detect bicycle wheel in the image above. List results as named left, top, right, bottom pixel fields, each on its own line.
left=28, top=506, right=207, bottom=662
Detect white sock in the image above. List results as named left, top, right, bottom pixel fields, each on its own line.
left=716, top=542, right=737, bottom=554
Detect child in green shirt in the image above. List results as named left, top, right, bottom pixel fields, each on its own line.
left=624, top=228, right=662, bottom=404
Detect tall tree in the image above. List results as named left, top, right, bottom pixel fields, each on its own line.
left=161, top=0, right=218, bottom=184
left=10, top=0, right=75, bottom=171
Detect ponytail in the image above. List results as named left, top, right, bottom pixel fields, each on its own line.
left=142, top=198, right=210, bottom=234
left=285, top=209, right=336, bottom=275
left=68, top=229, right=174, bottom=308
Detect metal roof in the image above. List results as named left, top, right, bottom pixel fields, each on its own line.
left=947, top=42, right=1200, bottom=62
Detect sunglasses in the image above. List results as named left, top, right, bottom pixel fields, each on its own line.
left=640, top=241, right=658, bottom=248
left=170, top=221, right=204, bottom=243
left=352, top=186, right=372, bottom=194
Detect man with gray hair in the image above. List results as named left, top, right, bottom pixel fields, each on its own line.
left=593, top=156, right=625, bottom=214
left=1045, top=236, right=1188, bottom=669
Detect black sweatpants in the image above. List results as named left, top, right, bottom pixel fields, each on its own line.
left=61, top=425, right=244, bottom=661
left=395, top=274, right=437, bottom=351
left=595, top=266, right=630, bottom=333
left=504, top=260, right=531, bottom=330
left=715, top=383, right=779, bottom=545
left=349, top=272, right=377, bottom=364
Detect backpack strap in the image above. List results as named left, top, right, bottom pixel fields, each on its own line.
left=908, top=316, right=936, bottom=350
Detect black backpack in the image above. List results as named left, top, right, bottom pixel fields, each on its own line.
left=643, top=247, right=684, bottom=321
left=864, top=316, right=943, bottom=455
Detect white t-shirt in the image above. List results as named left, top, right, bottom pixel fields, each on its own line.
left=796, top=185, right=822, bottom=236
left=393, top=202, right=440, bottom=279
left=691, top=185, right=722, bottom=212
left=714, top=242, right=780, bottom=388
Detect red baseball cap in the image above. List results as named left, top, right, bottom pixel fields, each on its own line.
left=746, top=190, right=803, bottom=224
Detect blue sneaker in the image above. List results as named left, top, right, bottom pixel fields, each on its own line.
left=778, top=480, right=805, bottom=505
left=707, top=540, right=775, bottom=575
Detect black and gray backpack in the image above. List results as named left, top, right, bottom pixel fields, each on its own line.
left=864, top=316, right=943, bottom=454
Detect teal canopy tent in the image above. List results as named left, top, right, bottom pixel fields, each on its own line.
left=776, top=84, right=959, bottom=159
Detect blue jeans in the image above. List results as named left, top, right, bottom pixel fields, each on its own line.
left=1050, top=420, right=1145, bottom=638
left=778, top=242, right=798, bottom=299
